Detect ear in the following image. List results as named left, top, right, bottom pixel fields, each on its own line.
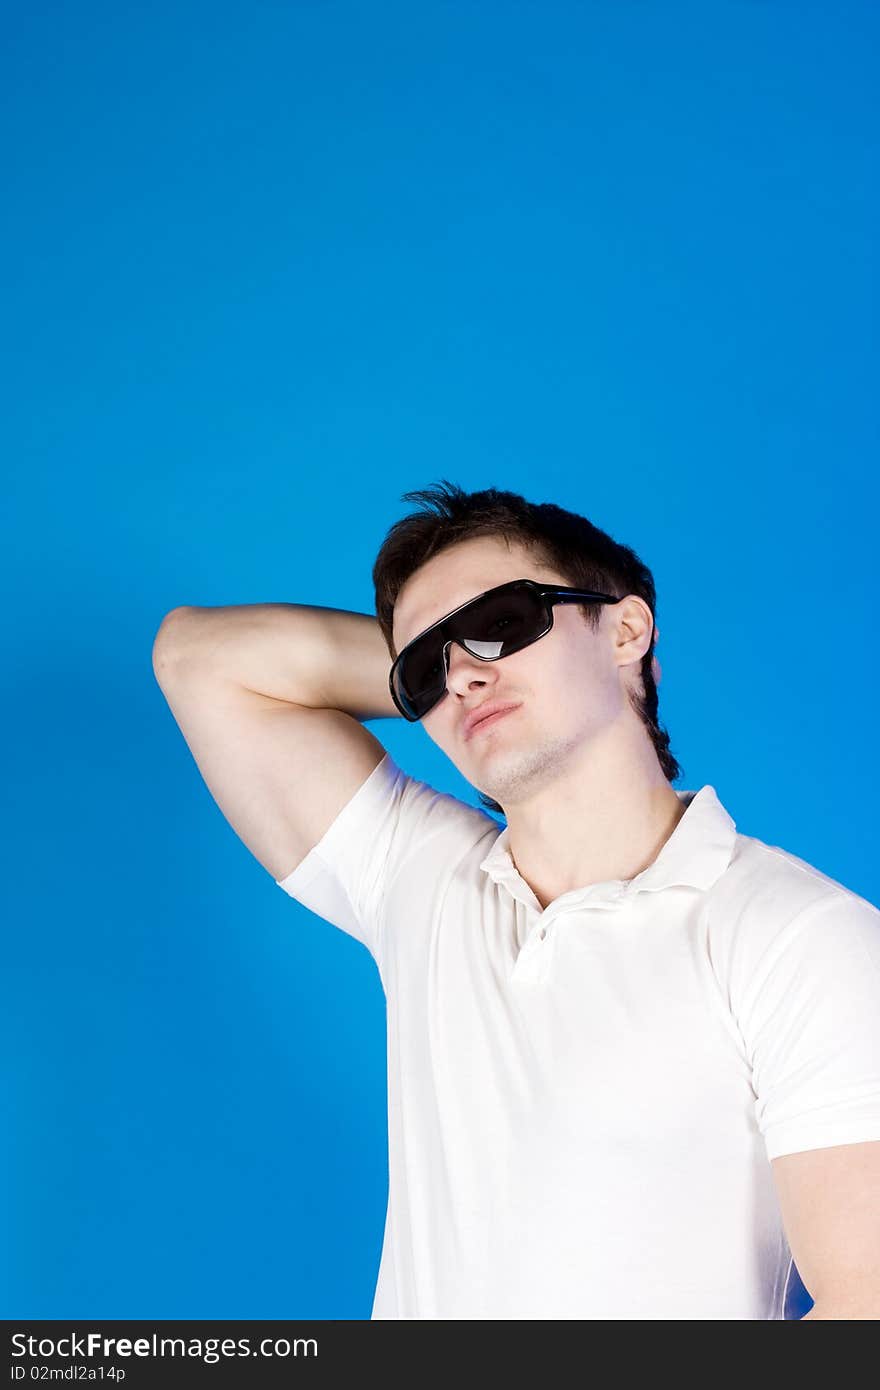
left=614, top=595, right=655, bottom=669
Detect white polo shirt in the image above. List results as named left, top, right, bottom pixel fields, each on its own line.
left=276, top=752, right=880, bottom=1320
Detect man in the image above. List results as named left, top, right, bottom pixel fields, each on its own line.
left=153, top=481, right=880, bottom=1319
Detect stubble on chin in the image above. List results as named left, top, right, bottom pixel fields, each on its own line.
left=475, top=732, right=580, bottom=809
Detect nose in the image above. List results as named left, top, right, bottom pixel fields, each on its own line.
left=443, top=638, right=495, bottom=694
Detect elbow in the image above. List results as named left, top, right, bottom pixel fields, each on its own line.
left=152, top=607, right=192, bottom=674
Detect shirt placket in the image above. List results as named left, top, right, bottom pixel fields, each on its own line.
left=507, top=880, right=630, bottom=984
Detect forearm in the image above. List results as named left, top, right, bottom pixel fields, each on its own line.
left=152, top=602, right=401, bottom=721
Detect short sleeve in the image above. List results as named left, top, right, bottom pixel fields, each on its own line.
left=732, top=887, right=880, bottom=1161
left=274, top=750, right=498, bottom=972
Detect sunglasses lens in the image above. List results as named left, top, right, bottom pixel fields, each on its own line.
left=395, top=585, right=546, bottom=719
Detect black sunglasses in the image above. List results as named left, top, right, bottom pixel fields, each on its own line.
left=389, top=578, right=627, bottom=722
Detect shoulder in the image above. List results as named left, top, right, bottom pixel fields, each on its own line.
left=378, top=750, right=501, bottom=832
left=363, top=750, right=504, bottom=870
left=705, top=826, right=880, bottom=975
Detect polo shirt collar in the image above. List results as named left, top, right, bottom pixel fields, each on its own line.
left=478, top=785, right=737, bottom=911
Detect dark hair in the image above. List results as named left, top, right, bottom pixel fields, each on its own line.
left=372, top=480, right=681, bottom=816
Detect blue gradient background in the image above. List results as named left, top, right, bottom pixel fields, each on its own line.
left=3, top=1, right=876, bottom=1320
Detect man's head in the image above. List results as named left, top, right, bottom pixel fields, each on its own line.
left=373, top=481, right=679, bottom=815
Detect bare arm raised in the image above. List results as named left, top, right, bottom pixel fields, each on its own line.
left=152, top=603, right=401, bottom=882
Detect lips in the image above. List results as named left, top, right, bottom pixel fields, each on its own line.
left=464, top=701, right=521, bottom=740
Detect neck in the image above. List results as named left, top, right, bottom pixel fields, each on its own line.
left=500, top=720, right=687, bottom=912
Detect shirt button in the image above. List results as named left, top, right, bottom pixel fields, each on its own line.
left=538, top=927, right=546, bottom=940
